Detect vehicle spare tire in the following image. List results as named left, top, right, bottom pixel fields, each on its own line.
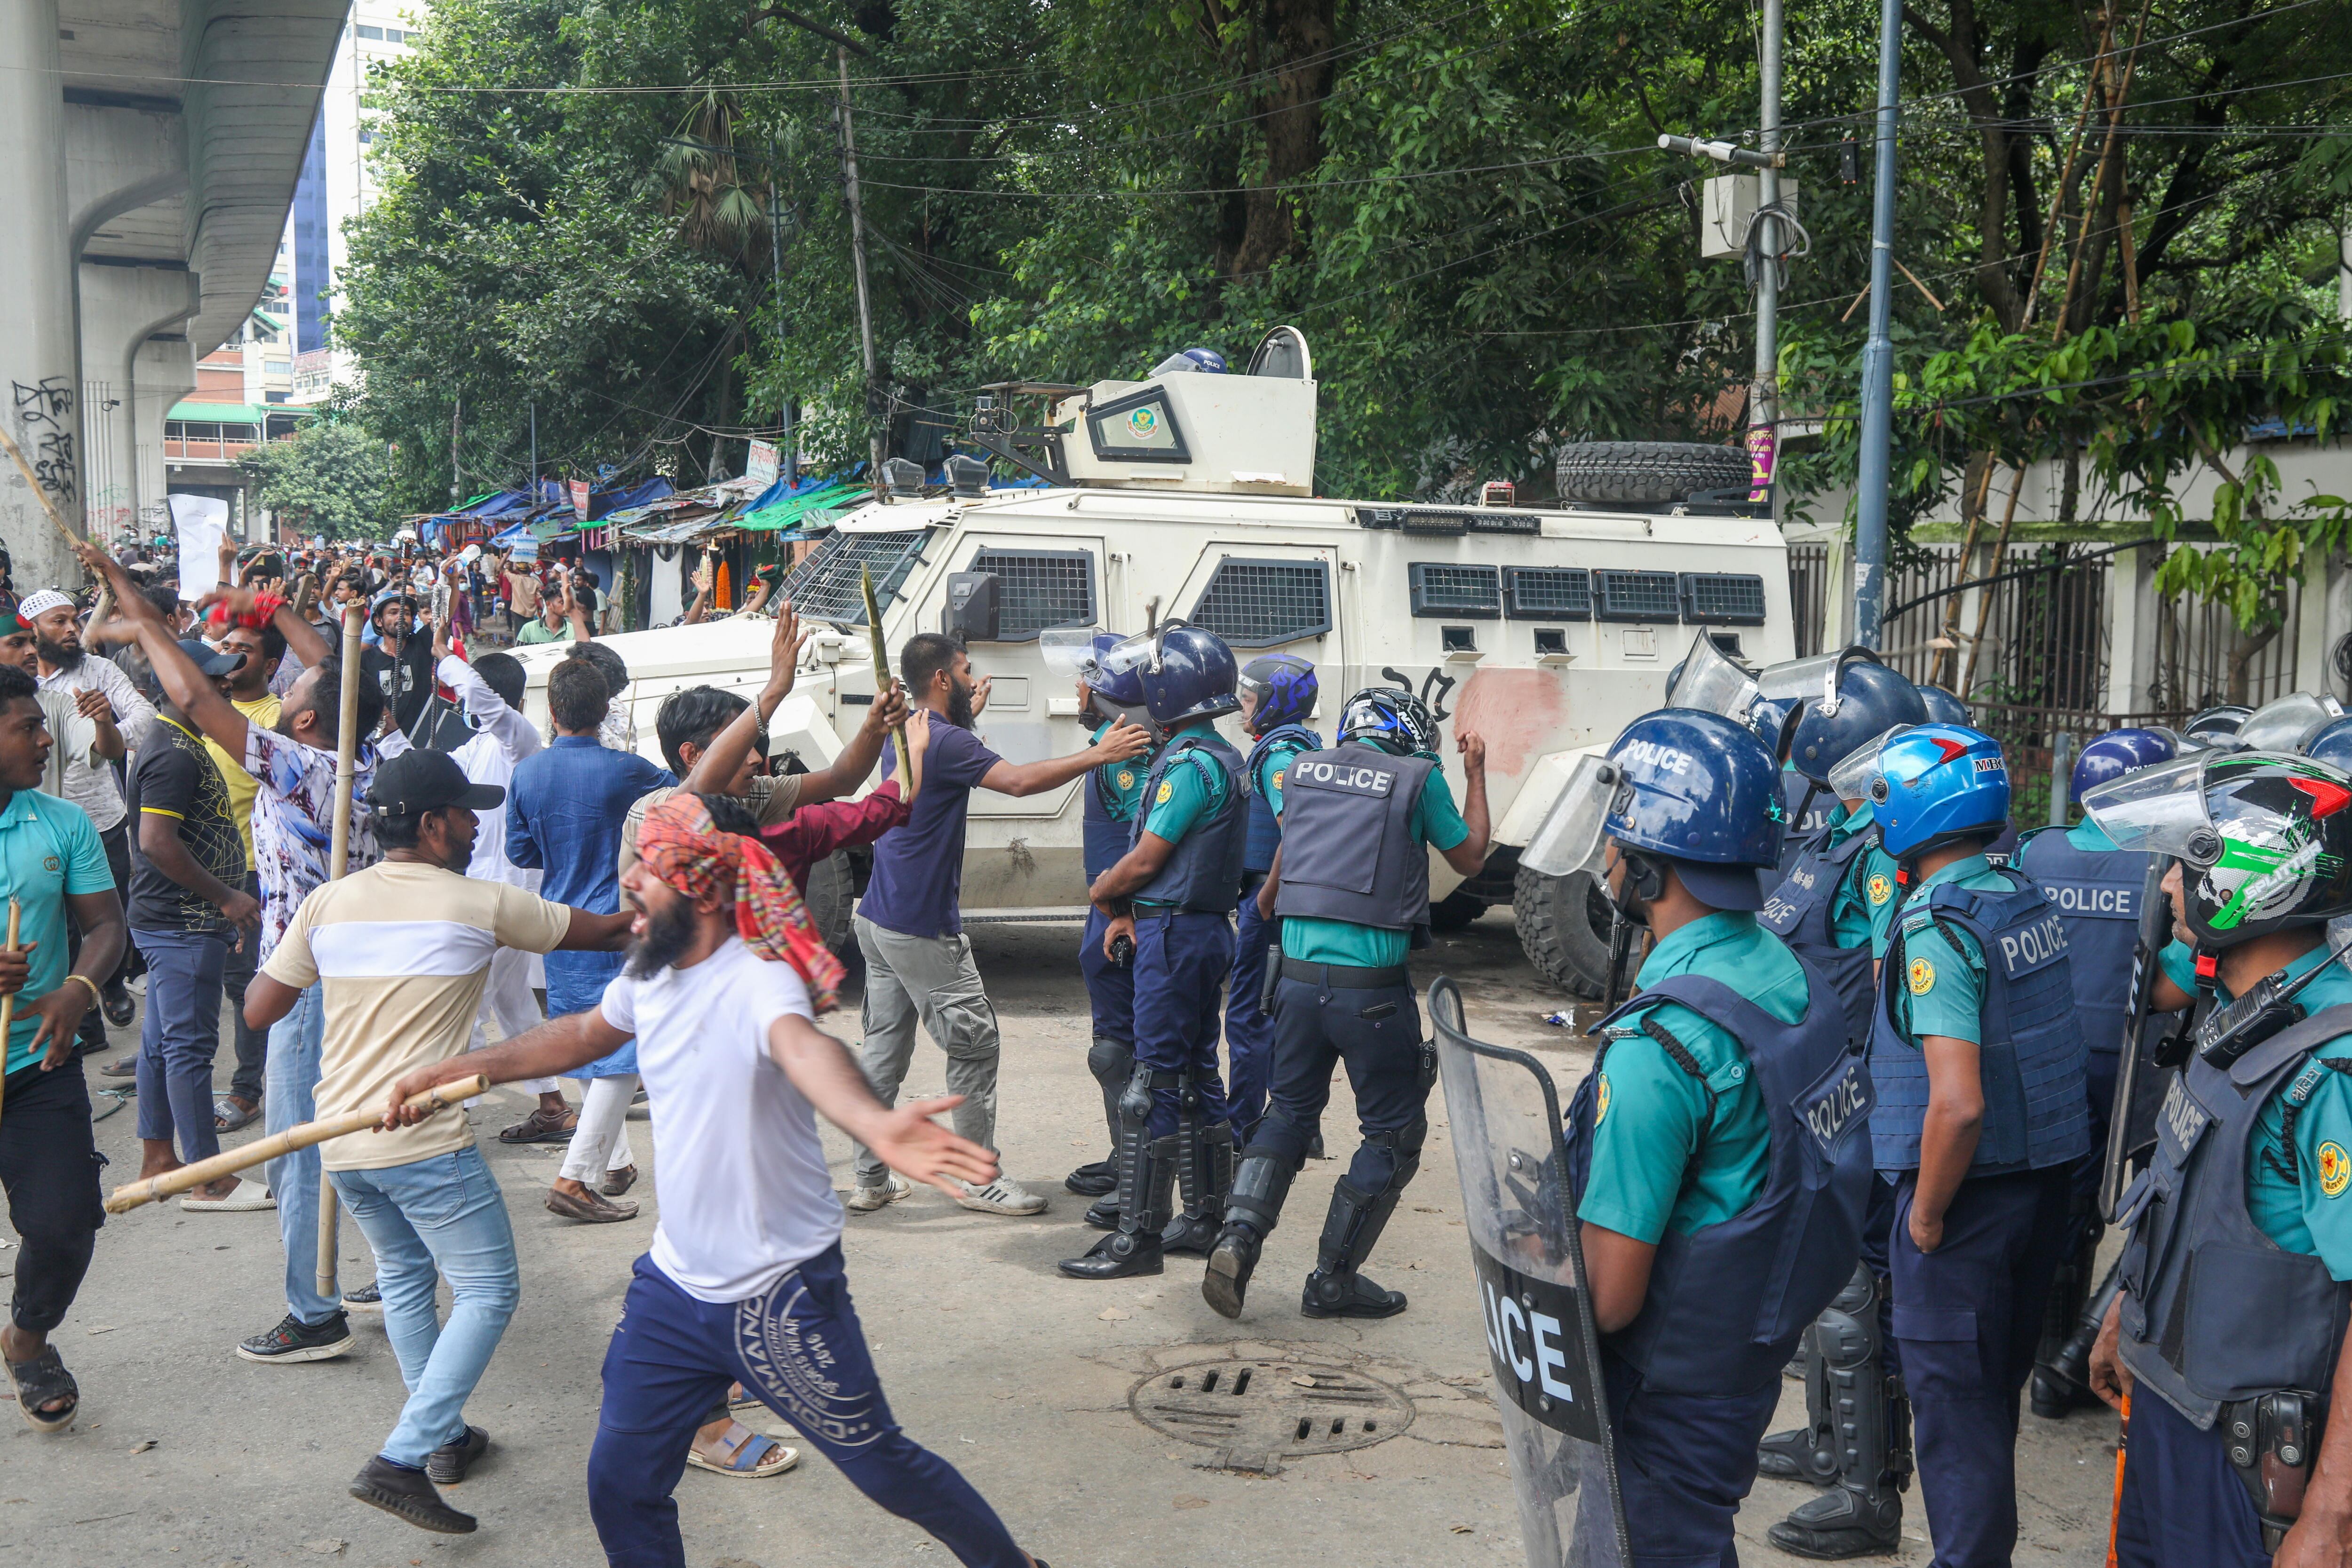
left=1554, top=441, right=1753, bottom=506
left=1512, top=861, right=1639, bottom=1000
left=803, top=849, right=857, bottom=956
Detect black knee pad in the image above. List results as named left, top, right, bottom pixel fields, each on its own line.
left=1087, top=1035, right=1134, bottom=1089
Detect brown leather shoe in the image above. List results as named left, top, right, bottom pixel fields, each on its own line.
left=602, top=1164, right=638, bottom=1198
left=499, top=1104, right=577, bottom=1144
left=546, top=1184, right=639, bottom=1223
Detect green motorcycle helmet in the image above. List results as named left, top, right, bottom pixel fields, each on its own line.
left=2082, top=750, right=2352, bottom=949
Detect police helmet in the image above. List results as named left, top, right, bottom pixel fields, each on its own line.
left=1139, top=624, right=1239, bottom=726
left=1788, top=659, right=1929, bottom=785
left=2235, top=692, right=2344, bottom=754
left=1338, top=687, right=1440, bottom=757
left=1238, top=655, right=1317, bottom=735
left=1867, top=724, right=2011, bottom=860
left=2084, top=751, right=2352, bottom=949
left=2306, top=716, right=2352, bottom=773
left=1079, top=632, right=1159, bottom=734
left=1915, top=684, right=1972, bottom=726
left=2184, top=705, right=2252, bottom=746
left=2071, top=726, right=2176, bottom=803
left=1600, top=709, right=1786, bottom=910
left=1150, top=347, right=1229, bottom=376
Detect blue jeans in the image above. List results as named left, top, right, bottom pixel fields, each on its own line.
left=131, top=927, right=230, bottom=1166
left=263, top=983, right=340, bottom=1326
left=331, top=1145, right=521, bottom=1467
left=590, top=1247, right=1024, bottom=1568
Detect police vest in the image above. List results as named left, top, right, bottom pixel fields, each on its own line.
left=1083, top=748, right=1145, bottom=883
left=1241, top=724, right=1319, bottom=876
left=1272, top=747, right=1438, bottom=934
left=2114, top=1006, right=2352, bottom=1427
left=1867, top=869, right=2092, bottom=1175
left=2015, top=826, right=2176, bottom=1060
left=1777, top=772, right=1833, bottom=878
left=1131, top=733, right=1248, bottom=914
left=1566, top=966, right=1875, bottom=1394
left=1759, top=820, right=1879, bottom=1047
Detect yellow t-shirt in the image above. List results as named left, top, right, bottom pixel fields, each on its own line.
left=205, top=693, right=284, bottom=871
left=262, top=860, right=575, bottom=1170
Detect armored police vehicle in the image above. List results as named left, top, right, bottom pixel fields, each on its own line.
left=509, top=328, right=1796, bottom=997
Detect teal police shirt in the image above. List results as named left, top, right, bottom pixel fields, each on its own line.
left=1826, top=799, right=1904, bottom=948
left=1091, top=720, right=1151, bottom=822
left=1250, top=730, right=1317, bottom=819
left=1578, top=911, right=1804, bottom=1244
left=0, top=788, right=119, bottom=1077
left=1880, top=852, right=2011, bottom=1044
left=1277, top=740, right=1470, bottom=969
left=1134, top=718, right=1233, bottom=909
left=2157, top=939, right=2352, bottom=1275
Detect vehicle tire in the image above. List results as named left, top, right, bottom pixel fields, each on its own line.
left=804, top=849, right=857, bottom=956
left=1512, top=862, right=1635, bottom=999
left=1554, top=441, right=1752, bottom=506
left=1429, top=889, right=1487, bottom=933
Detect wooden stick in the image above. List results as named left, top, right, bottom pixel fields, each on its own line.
left=317, top=600, right=369, bottom=1294
left=860, top=565, right=909, bottom=783
left=0, top=901, right=22, bottom=1128
left=0, top=425, right=86, bottom=549
left=106, top=1075, right=490, bottom=1214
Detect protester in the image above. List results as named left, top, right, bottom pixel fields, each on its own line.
left=515, top=580, right=591, bottom=647
left=365, top=590, right=437, bottom=738
left=201, top=614, right=288, bottom=1132
left=0, top=662, right=128, bottom=1435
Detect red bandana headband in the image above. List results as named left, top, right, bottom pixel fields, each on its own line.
left=636, top=791, right=843, bottom=1011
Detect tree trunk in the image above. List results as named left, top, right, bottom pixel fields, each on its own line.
left=1224, top=0, right=1337, bottom=280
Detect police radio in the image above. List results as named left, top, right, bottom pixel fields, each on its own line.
left=2193, top=935, right=2352, bottom=1071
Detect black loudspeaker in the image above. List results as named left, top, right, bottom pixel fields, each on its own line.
left=943, top=572, right=1001, bottom=642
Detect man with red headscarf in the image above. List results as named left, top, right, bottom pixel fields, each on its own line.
left=383, top=791, right=1050, bottom=1568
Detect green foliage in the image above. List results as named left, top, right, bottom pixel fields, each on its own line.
left=237, top=422, right=395, bottom=539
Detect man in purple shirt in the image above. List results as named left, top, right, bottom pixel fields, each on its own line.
left=848, top=632, right=1149, bottom=1217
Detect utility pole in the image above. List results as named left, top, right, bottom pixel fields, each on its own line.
left=1852, top=0, right=1903, bottom=650
left=449, top=398, right=461, bottom=507
left=1750, top=0, right=1782, bottom=504
left=834, top=48, right=885, bottom=488
left=770, top=127, right=794, bottom=483
left=529, top=401, right=537, bottom=505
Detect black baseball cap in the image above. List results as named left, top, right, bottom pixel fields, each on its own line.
left=370, top=750, right=505, bottom=817
left=177, top=638, right=246, bottom=678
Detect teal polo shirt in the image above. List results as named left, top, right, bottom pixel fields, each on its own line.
left=2157, top=939, right=2352, bottom=1273
left=1825, top=799, right=1902, bottom=948
left=1250, top=731, right=1317, bottom=818
left=1277, top=740, right=1470, bottom=968
left=1881, top=852, right=2010, bottom=1044
left=1089, top=720, right=1150, bottom=823
left=1135, top=720, right=1234, bottom=910
left=1579, top=911, right=1803, bottom=1243
left=0, top=788, right=118, bottom=1076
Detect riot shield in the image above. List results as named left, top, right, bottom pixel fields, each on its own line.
left=1430, top=977, right=1629, bottom=1568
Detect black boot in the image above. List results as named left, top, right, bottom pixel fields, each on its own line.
left=1059, top=1135, right=1174, bottom=1281
left=1064, top=1160, right=1117, bottom=1198
left=1162, top=1122, right=1234, bottom=1256
left=1757, top=1326, right=1836, bottom=1484
left=2033, top=1253, right=2122, bottom=1419
left=1083, top=1193, right=1121, bottom=1230
left=1300, top=1167, right=1412, bottom=1321
left=1767, top=1481, right=1903, bottom=1560
left=1201, top=1148, right=1297, bottom=1319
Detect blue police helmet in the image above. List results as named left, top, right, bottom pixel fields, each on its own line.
left=1790, top=660, right=1930, bottom=785
left=1137, top=623, right=1240, bottom=726
left=1870, top=724, right=2010, bottom=860
left=2071, top=726, right=2176, bottom=802
left=1338, top=686, right=1440, bottom=756
left=1081, top=632, right=1150, bottom=708
left=1151, top=347, right=1229, bottom=376
left=1915, top=683, right=1971, bottom=726
left=2306, top=716, right=2352, bottom=772
left=1602, top=709, right=1786, bottom=908
left=1238, top=654, right=1317, bottom=734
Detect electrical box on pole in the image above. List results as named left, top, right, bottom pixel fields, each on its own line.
left=1700, top=176, right=1801, bottom=260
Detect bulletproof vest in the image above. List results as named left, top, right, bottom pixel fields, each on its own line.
left=1083, top=749, right=1143, bottom=883
left=1272, top=747, right=1438, bottom=933
left=1241, top=724, right=1319, bottom=876
left=1131, top=733, right=1248, bottom=914
left=1566, top=965, right=1875, bottom=1394
left=1777, top=773, right=1832, bottom=878
left=1759, top=819, right=1878, bottom=1047
left=1867, top=867, right=2092, bottom=1175
left=2016, top=826, right=2174, bottom=1060
left=2115, top=1006, right=2352, bottom=1428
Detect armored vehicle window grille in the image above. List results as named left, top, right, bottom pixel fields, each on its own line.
left=967, top=548, right=1096, bottom=640
left=780, top=529, right=929, bottom=625
left=1680, top=572, right=1768, bottom=626
left=1502, top=566, right=1591, bottom=621
left=1594, top=569, right=1681, bottom=623
left=1407, top=563, right=1501, bottom=620
left=1187, top=559, right=1332, bottom=647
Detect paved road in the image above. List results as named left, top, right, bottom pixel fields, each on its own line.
left=0, top=909, right=2120, bottom=1566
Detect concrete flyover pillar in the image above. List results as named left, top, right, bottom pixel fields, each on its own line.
left=79, top=263, right=199, bottom=544
left=0, top=0, right=86, bottom=589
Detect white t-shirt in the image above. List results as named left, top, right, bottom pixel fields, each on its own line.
left=598, top=938, right=842, bottom=1302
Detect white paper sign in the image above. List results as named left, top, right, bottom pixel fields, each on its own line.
left=747, top=439, right=780, bottom=487
left=168, top=493, right=229, bottom=598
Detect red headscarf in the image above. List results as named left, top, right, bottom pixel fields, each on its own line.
left=636, top=792, right=843, bottom=1011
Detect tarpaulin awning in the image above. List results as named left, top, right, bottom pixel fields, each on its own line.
left=739, top=478, right=864, bottom=533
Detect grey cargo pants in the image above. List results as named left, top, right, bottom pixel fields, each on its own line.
left=850, top=913, right=1002, bottom=1188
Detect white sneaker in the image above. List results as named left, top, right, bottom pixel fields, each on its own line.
left=844, top=1174, right=913, bottom=1212
left=957, top=1176, right=1048, bottom=1216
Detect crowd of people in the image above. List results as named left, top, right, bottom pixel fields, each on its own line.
left=7, top=517, right=2352, bottom=1568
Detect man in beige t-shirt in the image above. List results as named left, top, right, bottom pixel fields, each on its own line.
left=244, top=749, right=631, bottom=1534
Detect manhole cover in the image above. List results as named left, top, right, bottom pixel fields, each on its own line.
left=1129, top=1354, right=1415, bottom=1474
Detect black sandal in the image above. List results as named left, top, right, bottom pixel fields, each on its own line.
left=7, top=1345, right=79, bottom=1433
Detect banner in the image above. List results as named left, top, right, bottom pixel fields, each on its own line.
left=168, top=493, right=229, bottom=598
left=568, top=478, right=592, bottom=518
left=747, top=439, right=780, bottom=487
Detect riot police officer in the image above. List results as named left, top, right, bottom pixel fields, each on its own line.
left=1561, top=708, right=1875, bottom=1566
left=1220, top=655, right=1321, bottom=1154
left=1863, top=724, right=2091, bottom=1568
left=1065, top=637, right=1163, bottom=1221
left=1201, top=688, right=1489, bottom=1320
left=1062, top=623, right=1247, bottom=1281
left=2014, top=727, right=2179, bottom=1417
left=2082, top=750, right=2352, bottom=1568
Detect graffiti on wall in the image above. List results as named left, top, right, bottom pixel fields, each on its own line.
left=9, top=377, right=78, bottom=505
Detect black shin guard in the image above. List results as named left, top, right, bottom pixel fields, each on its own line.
left=1069, top=1037, right=1134, bottom=1199
left=1301, top=1122, right=1422, bottom=1319
left=1757, top=1324, right=1839, bottom=1485
left=1768, top=1266, right=1907, bottom=1560
left=1059, top=1064, right=1172, bottom=1281
left=1162, top=1071, right=1234, bottom=1255
left=1202, top=1147, right=1296, bottom=1318
left=2031, top=1206, right=2107, bottom=1418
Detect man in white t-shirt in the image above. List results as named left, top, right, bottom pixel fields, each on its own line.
left=385, top=790, right=1048, bottom=1568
